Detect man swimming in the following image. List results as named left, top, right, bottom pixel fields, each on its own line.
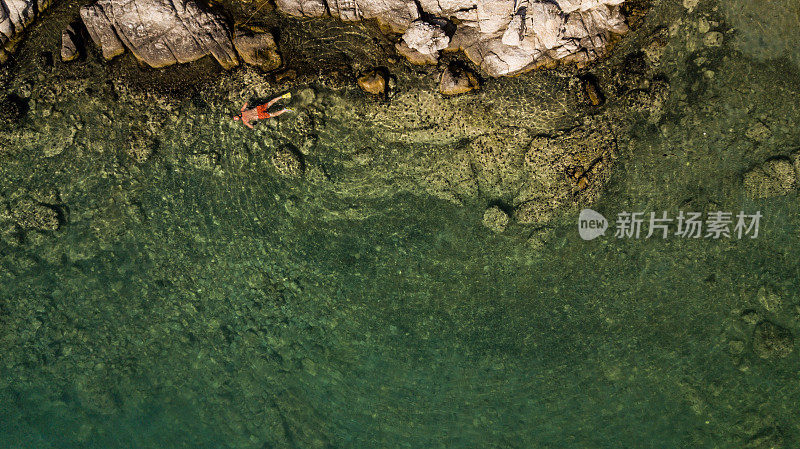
left=233, top=92, right=292, bottom=129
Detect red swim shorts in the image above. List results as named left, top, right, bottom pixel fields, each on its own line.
left=256, top=104, right=272, bottom=119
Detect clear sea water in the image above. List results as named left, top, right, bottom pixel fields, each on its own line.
left=1, top=0, right=799, bottom=447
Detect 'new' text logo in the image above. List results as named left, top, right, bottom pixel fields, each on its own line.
left=578, top=209, right=608, bottom=240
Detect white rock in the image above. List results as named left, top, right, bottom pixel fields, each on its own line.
left=527, top=2, right=565, bottom=50
left=1, top=0, right=41, bottom=59
left=274, top=0, right=630, bottom=77
left=402, top=20, right=450, bottom=56
left=80, top=0, right=238, bottom=69
left=476, top=0, right=515, bottom=34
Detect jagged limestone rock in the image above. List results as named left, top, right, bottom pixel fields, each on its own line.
left=60, top=23, right=85, bottom=62
left=276, top=0, right=420, bottom=32
left=275, top=0, right=629, bottom=76
left=61, top=26, right=79, bottom=62
left=402, top=20, right=449, bottom=56
left=79, top=0, right=238, bottom=69
left=395, top=41, right=438, bottom=65
left=60, top=22, right=91, bottom=63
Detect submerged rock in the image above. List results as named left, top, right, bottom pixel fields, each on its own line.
left=0, top=94, right=24, bottom=126
left=753, top=321, right=793, bottom=359
left=126, top=134, right=157, bottom=163
left=482, top=206, right=510, bottom=233
left=514, top=200, right=557, bottom=224
left=439, top=63, right=479, bottom=96
left=275, top=0, right=629, bottom=76
left=11, top=199, right=62, bottom=231
left=187, top=151, right=221, bottom=170
left=581, top=75, right=604, bottom=106
left=79, top=0, right=238, bottom=69
left=641, top=27, right=668, bottom=67
left=357, top=68, right=388, bottom=95
left=272, top=147, right=304, bottom=177
left=272, top=147, right=305, bottom=178
left=743, top=157, right=797, bottom=199
left=233, top=29, right=281, bottom=71
left=623, top=76, right=670, bottom=122
left=40, top=123, right=76, bottom=157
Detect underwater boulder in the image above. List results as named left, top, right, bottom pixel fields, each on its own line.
left=482, top=206, right=510, bottom=233
left=394, top=40, right=438, bottom=65
left=439, top=63, right=480, bottom=96
left=753, top=321, right=793, bottom=359
left=743, top=157, right=797, bottom=199
left=11, top=198, right=62, bottom=231
left=357, top=68, right=388, bottom=95
left=233, top=28, right=282, bottom=71
left=272, top=147, right=304, bottom=177
left=60, top=23, right=87, bottom=62
left=0, top=94, right=24, bottom=126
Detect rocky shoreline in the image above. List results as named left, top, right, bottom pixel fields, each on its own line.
left=275, top=0, right=630, bottom=76
left=5, top=0, right=634, bottom=74
left=0, top=0, right=668, bottom=243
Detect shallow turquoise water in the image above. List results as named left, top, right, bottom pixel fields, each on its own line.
left=2, top=164, right=799, bottom=447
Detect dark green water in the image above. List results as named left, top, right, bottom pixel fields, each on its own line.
left=1, top=0, right=800, bottom=447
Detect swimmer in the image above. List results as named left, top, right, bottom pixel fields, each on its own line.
left=233, top=92, right=292, bottom=129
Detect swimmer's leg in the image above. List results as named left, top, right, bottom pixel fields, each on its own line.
left=269, top=108, right=292, bottom=118
left=266, top=92, right=291, bottom=108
